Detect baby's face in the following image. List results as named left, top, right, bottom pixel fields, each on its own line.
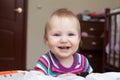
left=46, top=16, right=80, bottom=58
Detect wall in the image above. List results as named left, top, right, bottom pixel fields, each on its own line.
left=27, top=0, right=120, bottom=69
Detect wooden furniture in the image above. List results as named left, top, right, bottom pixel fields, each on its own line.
left=103, top=8, right=120, bottom=72
left=77, top=15, right=105, bottom=72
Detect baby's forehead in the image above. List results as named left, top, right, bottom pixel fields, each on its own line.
left=47, top=15, right=80, bottom=31
left=49, top=16, right=78, bottom=26
left=50, top=15, right=75, bottom=21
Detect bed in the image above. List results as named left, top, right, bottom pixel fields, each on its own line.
left=0, top=70, right=120, bottom=80
left=103, top=7, right=120, bottom=71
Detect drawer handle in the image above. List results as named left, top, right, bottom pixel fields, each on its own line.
left=89, top=28, right=94, bottom=31
left=92, top=41, right=96, bottom=45
left=87, top=54, right=93, bottom=58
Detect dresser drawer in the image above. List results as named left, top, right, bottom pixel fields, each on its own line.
left=81, top=51, right=103, bottom=72
left=80, top=21, right=104, bottom=36
left=81, top=37, right=103, bottom=50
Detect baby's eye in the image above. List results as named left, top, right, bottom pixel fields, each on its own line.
left=53, top=33, right=61, bottom=36
left=68, top=33, right=75, bottom=36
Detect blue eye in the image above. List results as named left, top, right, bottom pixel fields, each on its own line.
left=53, top=34, right=61, bottom=36
left=68, top=33, right=75, bottom=36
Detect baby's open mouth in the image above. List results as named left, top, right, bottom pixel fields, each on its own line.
left=58, top=46, right=70, bottom=49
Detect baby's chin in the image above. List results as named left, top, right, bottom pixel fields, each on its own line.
left=58, top=53, right=73, bottom=59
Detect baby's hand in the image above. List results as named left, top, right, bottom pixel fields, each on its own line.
left=77, top=72, right=89, bottom=77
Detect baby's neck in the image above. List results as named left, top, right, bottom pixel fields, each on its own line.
left=59, top=55, right=74, bottom=68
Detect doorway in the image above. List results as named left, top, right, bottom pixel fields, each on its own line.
left=0, top=0, right=27, bottom=70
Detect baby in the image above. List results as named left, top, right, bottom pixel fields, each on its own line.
left=34, top=8, right=93, bottom=77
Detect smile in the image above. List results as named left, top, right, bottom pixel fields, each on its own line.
left=58, top=46, right=70, bottom=49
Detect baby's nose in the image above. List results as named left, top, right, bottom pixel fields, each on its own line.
left=60, top=36, right=68, bottom=42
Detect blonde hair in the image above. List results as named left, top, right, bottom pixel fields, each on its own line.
left=44, top=8, right=81, bottom=41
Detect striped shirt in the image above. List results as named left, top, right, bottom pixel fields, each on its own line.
left=34, top=51, right=93, bottom=76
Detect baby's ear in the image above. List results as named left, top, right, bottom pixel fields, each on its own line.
left=79, top=40, right=83, bottom=47
left=43, top=37, right=47, bottom=44
left=44, top=39, right=48, bottom=45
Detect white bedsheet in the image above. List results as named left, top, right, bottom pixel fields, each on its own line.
left=85, top=72, right=120, bottom=80
left=0, top=70, right=120, bottom=80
